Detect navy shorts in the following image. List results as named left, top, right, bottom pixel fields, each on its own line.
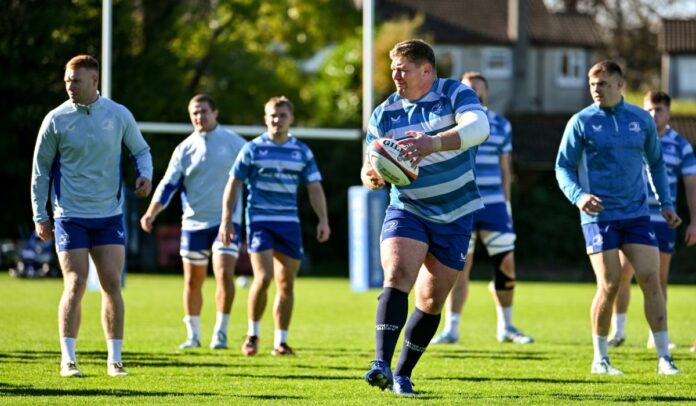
left=472, top=202, right=514, bottom=234
left=380, top=207, right=473, bottom=271
left=247, top=221, right=303, bottom=260
left=651, top=221, right=676, bottom=254
left=582, top=216, right=657, bottom=254
left=180, top=224, right=241, bottom=265
left=54, top=215, right=126, bottom=252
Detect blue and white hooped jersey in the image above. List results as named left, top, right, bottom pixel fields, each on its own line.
left=232, top=133, right=321, bottom=224
left=31, top=96, right=152, bottom=223
left=366, top=78, right=486, bottom=224
left=151, top=125, right=246, bottom=231
left=475, top=109, right=512, bottom=205
left=555, top=99, right=672, bottom=224
left=648, top=128, right=696, bottom=222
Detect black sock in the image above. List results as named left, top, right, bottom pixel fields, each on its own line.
left=374, top=287, right=409, bottom=364
left=394, top=308, right=441, bottom=377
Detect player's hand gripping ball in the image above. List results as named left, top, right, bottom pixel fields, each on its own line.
left=367, top=138, right=419, bottom=186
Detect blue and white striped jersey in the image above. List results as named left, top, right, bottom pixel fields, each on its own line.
left=151, top=125, right=246, bottom=230
left=366, top=78, right=485, bottom=223
left=231, top=133, right=322, bottom=224
left=556, top=99, right=672, bottom=224
left=648, top=128, right=696, bottom=222
left=475, top=109, right=512, bottom=205
left=31, top=96, right=152, bottom=223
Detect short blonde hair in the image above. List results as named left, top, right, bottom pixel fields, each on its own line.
left=65, top=55, right=99, bottom=71
left=265, top=96, right=294, bottom=114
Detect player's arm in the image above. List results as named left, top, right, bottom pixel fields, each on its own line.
left=121, top=107, right=153, bottom=197
left=307, top=182, right=330, bottom=243
left=644, top=120, right=680, bottom=227
left=140, top=148, right=185, bottom=233
left=140, top=202, right=164, bottom=233
left=555, top=115, right=602, bottom=215
left=683, top=174, right=696, bottom=245
left=219, top=176, right=243, bottom=245
left=399, top=110, right=489, bottom=165
left=31, top=115, right=59, bottom=241
left=500, top=152, right=513, bottom=213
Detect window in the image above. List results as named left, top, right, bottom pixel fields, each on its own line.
left=677, top=57, right=696, bottom=92
left=556, top=49, right=586, bottom=88
left=481, top=48, right=512, bottom=79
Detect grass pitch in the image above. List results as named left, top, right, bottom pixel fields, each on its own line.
left=0, top=272, right=695, bottom=404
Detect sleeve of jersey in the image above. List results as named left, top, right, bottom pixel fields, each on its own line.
left=31, top=114, right=59, bottom=223
left=450, top=83, right=485, bottom=119
left=679, top=138, right=696, bottom=177
left=151, top=147, right=184, bottom=208
left=121, top=107, right=153, bottom=180
left=303, top=148, right=322, bottom=184
left=231, top=143, right=252, bottom=180
left=365, top=105, right=384, bottom=146
left=502, top=119, right=513, bottom=154
left=644, top=121, right=673, bottom=211
left=555, top=116, right=585, bottom=205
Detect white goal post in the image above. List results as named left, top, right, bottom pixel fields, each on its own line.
left=137, top=122, right=362, bottom=140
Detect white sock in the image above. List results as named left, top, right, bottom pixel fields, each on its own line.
left=443, top=312, right=461, bottom=337
left=652, top=330, right=671, bottom=358
left=213, top=312, right=230, bottom=335
left=274, top=329, right=288, bottom=348
left=183, top=315, right=201, bottom=341
left=496, top=306, right=513, bottom=333
left=107, top=339, right=122, bottom=364
left=612, top=313, right=627, bottom=338
left=60, top=337, right=77, bottom=364
left=248, top=320, right=260, bottom=337
left=592, top=335, right=609, bottom=362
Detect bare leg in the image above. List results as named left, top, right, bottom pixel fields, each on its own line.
left=212, top=253, right=237, bottom=313
left=90, top=245, right=125, bottom=340
left=182, top=261, right=207, bottom=316
left=248, top=250, right=274, bottom=322
left=272, top=252, right=301, bottom=331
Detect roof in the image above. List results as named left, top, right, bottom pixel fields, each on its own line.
left=659, top=19, right=696, bottom=54
left=378, top=0, right=603, bottom=48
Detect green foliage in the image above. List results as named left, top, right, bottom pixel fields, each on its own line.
left=1, top=273, right=696, bottom=404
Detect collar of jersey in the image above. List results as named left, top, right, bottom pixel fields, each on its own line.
left=73, top=95, right=102, bottom=114
left=595, top=97, right=625, bottom=114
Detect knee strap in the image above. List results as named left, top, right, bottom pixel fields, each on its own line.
left=491, top=251, right=515, bottom=290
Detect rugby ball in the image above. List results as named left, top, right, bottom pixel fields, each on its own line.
left=367, top=138, right=419, bottom=186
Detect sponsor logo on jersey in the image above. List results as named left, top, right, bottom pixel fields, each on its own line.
left=103, top=120, right=115, bottom=131
left=628, top=122, right=641, bottom=132
left=259, top=149, right=269, bottom=156
left=390, top=115, right=401, bottom=123
left=431, top=102, right=443, bottom=115
left=592, top=124, right=602, bottom=132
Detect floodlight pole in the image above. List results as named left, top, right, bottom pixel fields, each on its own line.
left=101, top=0, right=112, bottom=99
left=362, top=0, right=374, bottom=134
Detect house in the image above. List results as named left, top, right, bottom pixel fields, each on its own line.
left=378, top=0, right=603, bottom=114
left=660, top=18, right=696, bottom=101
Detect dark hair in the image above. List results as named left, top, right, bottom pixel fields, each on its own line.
left=644, top=90, right=671, bottom=108
left=461, top=71, right=488, bottom=89
left=265, top=96, right=294, bottom=114
left=389, top=39, right=436, bottom=69
left=66, top=55, right=99, bottom=71
left=588, top=60, right=623, bottom=78
left=189, top=94, right=217, bottom=111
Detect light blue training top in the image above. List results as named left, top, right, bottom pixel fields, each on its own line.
left=366, top=78, right=486, bottom=224
left=231, top=133, right=322, bottom=224
left=475, top=109, right=512, bottom=205
left=31, top=96, right=153, bottom=223
left=555, top=99, right=672, bottom=224
left=648, top=128, right=696, bottom=222
left=151, top=125, right=246, bottom=230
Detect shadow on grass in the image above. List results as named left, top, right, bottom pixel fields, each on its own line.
left=429, top=376, right=598, bottom=384
left=549, top=393, right=696, bottom=403
left=0, top=382, right=214, bottom=397
left=429, top=349, right=550, bottom=361
left=226, top=372, right=354, bottom=380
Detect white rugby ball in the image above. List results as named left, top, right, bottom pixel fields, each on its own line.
left=367, top=138, right=419, bottom=186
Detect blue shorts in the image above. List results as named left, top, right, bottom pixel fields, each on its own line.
left=54, top=215, right=126, bottom=252
left=472, top=202, right=514, bottom=234
left=582, top=216, right=657, bottom=254
left=180, top=224, right=241, bottom=265
left=652, top=221, right=676, bottom=254
left=380, top=207, right=473, bottom=271
left=246, top=221, right=303, bottom=260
